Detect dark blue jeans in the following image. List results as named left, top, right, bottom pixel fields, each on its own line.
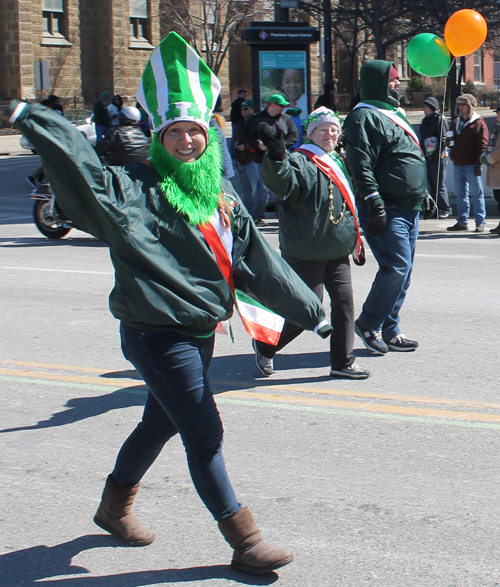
left=358, top=204, right=419, bottom=339
left=111, top=323, right=241, bottom=521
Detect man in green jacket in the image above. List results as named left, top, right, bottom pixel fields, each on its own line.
left=343, top=61, right=426, bottom=355
left=8, top=32, right=332, bottom=575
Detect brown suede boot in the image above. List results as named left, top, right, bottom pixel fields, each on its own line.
left=218, top=507, right=293, bottom=574
left=94, top=475, right=155, bottom=546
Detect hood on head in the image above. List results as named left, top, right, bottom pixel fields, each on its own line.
left=358, top=61, right=393, bottom=103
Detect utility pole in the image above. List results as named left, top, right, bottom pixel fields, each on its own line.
left=275, top=0, right=290, bottom=22
left=323, top=0, right=333, bottom=86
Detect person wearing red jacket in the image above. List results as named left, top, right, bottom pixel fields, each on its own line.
left=447, top=94, right=489, bottom=232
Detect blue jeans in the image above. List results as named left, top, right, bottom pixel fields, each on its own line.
left=95, top=125, right=108, bottom=144
left=246, top=162, right=269, bottom=220
left=426, top=157, right=451, bottom=213
left=453, top=164, right=486, bottom=226
left=358, top=205, right=419, bottom=339
left=112, top=323, right=241, bottom=521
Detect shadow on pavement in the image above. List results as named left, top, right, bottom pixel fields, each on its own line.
left=0, top=385, right=147, bottom=434
left=0, top=535, right=278, bottom=586
left=0, top=350, right=375, bottom=435
left=0, top=236, right=107, bottom=247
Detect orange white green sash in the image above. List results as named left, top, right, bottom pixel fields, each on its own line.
left=296, top=144, right=364, bottom=264
left=198, top=210, right=285, bottom=345
left=354, top=102, right=421, bottom=147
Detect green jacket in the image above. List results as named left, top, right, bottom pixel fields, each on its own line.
left=343, top=61, right=426, bottom=211
left=12, top=102, right=326, bottom=336
left=262, top=149, right=357, bottom=263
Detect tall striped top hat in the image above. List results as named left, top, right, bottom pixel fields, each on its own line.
left=137, top=32, right=221, bottom=135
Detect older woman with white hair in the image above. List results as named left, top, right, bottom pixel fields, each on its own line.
left=253, top=107, right=369, bottom=380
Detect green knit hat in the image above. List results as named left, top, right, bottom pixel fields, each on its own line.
left=136, top=32, right=221, bottom=135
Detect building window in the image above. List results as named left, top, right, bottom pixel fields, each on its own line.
left=474, top=51, right=483, bottom=82
left=43, top=0, right=65, bottom=38
left=42, top=0, right=71, bottom=46
left=130, top=0, right=152, bottom=47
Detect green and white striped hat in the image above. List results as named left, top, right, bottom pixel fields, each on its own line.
left=137, top=32, right=221, bottom=135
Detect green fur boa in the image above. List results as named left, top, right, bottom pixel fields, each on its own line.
left=150, top=126, right=223, bottom=225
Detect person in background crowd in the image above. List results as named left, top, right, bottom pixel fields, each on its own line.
left=232, top=100, right=257, bottom=211
left=246, top=94, right=298, bottom=225
left=135, top=102, right=151, bottom=137
left=252, top=107, right=369, bottom=380
left=41, top=94, right=64, bottom=115
left=447, top=93, right=489, bottom=232
left=343, top=60, right=425, bottom=356
left=94, top=106, right=150, bottom=166
left=285, top=106, right=303, bottom=151
left=93, top=91, right=111, bottom=143
left=420, top=97, right=452, bottom=219
left=229, top=88, right=247, bottom=153
left=314, top=82, right=336, bottom=112
left=108, top=94, right=124, bottom=126
left=481, top=105, right=500, bottom=234
left=8, top=32, right=332, bottom=575
left=211, top=109, right=235, bottom=179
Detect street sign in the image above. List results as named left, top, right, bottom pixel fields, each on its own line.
left=35, top=61, right=50, bottom=91
left=280, top=0, right=298, bottom=7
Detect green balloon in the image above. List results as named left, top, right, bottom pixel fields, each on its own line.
left=407, top=33, right=452, bottom=77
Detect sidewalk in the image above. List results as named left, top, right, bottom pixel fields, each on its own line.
left=0, top=134, right=31, bottom=157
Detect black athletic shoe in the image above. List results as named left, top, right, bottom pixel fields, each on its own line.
left=252, top=339, right=273, bottom=376
left=383, top=333, right=419, bottom=352
left=330, top=362, right=370, bottom=379
left=354, top=320, right=388, bottom=355
left=446, top=223, right=468, bottom=231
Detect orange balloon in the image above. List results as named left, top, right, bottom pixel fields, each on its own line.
left=445, top=10, right=488, bottom=57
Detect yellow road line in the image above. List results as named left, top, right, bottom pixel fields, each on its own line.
left=2, top=361, right=500, bottom=411
left=213, top=378, right=500, bottom=410
left=3, top=367, right=500, bottom=424
left=0, top=359, right=109, bottom=374
left=0, top=368, right=142, bottom=388
left=224, top=390, right=500, bottom=423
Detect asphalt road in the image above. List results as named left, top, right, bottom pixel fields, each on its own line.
left=1, top=153, right=500, bottom=587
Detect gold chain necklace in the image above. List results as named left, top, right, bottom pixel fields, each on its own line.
left=328, top=178, right=346, bottom=224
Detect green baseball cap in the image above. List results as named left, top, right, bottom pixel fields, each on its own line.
left=268, top=93, right=290, bottom=106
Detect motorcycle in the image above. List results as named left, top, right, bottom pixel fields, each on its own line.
left=31, top=183, right=75, bottom=239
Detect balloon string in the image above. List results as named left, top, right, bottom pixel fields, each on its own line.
left=434, top=59, right=454, bottom=220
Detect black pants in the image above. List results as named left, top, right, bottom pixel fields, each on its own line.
left=256, top=256, right=355, bottom=370
left=493, top=189, right=500, bottom=216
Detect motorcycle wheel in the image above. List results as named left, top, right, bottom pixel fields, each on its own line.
left=33, top=200, right=72, bottom=239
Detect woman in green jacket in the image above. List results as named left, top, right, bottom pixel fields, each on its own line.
left=8, top=33, right=332, bottom=575
left=253, top=107, right=369, bottom=380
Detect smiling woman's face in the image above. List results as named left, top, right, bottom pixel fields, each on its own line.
left=281, top=69, right=304, bottom=101
left=161, top=121, right=207, bottom=162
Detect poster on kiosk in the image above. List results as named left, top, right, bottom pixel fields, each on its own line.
left=259, top=51, right=308, bottom=121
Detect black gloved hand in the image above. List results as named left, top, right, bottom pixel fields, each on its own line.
left=365, top=198, right=386, bottom=236
left=316, top=324, right=333, bottom=339
left=257, top=122, right=286, bottom=161
left=474, top=164, right=483, bottom=177
left=353, top=242, right=366, bottom=266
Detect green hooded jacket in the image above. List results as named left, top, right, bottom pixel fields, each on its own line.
left=343, top=61, right=426, bottom=210
left=10, top=102, right=326, bottom=336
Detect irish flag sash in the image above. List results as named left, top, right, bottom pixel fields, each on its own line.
left=296, top=144, right=364, bottom=263
left=354, top=102, right=421, bottom=147
left=199, top=210, right=285, bottom=345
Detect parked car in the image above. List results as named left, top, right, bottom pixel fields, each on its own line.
left=20, top=112, right=96, bottom=152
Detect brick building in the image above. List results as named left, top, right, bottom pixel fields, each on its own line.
left=1, top=1, right=325, bottom=116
